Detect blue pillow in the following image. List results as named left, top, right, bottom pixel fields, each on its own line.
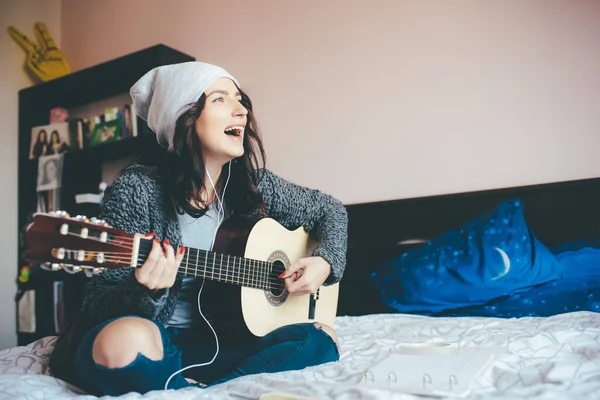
left=369, top=199, right=562, bottom=314
left=447, top=246, right=600, bottom=318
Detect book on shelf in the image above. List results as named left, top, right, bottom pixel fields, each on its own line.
left=76, top=103, right=152, bottom=149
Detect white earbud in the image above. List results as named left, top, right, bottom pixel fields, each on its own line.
left=205, top=161, right=231, bottom=250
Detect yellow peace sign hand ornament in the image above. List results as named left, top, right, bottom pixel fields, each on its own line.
left=7, top=22, right=71, bottom=82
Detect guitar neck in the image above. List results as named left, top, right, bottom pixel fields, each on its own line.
left=24, top=212, right=291, bottom=291
left=177, top=247, right=276, bottom=290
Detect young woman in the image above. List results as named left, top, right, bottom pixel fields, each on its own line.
left=47, top=130, right=69, bottom=155
left=31, top=129, right=48, bottom=158
left=48, top=62, right=348, bottom=396
left=37, top=157, right=59, bottom=190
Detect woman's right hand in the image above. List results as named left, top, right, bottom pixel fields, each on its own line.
left=135, top=236, right=185, bottom=290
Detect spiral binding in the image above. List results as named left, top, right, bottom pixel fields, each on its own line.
left=362, top=370, right=459, bottom=390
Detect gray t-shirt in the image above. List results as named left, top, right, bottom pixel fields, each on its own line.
left=166, top=203, right=222, bottom=328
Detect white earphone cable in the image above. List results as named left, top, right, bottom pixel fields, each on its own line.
left=164, top=161, right=232, bottom=390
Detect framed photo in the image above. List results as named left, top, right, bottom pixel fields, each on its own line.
left=37, top=154, right=64, bottom=191
left=30, top=122, right=71, bottom=160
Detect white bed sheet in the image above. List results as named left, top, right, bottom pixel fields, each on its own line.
left=0, top=311, right=599, bottom=400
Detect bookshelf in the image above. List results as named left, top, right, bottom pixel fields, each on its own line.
left=16, top=44, right=195, bottom=345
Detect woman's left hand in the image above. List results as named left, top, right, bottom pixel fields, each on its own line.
left=281, top=256, right=331, bottom=295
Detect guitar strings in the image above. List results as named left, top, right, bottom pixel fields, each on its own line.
left=86, top=232, right=280, bottom=272
left=61, top=234, right=289, bottom=290
left=64, top=232, right=134, bottom=251
left=66, top=256, right=288, bottom=291
left=93, top=253, right=288, bottom=290
left=67, top=233, right=284, bottom=283
left=64, top=222, right=291, bottom=290
left=172, top=267, right=287, bottom=291
left=85, top=251, right=288, bottom=290
left=100, top=251, right=285, bottom=284
left=68, top=233, right=276, bottom=273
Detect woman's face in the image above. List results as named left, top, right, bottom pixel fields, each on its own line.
left=195, top=78, right=247, bottom=167
left=45, top=161, right=57, bottom=180
left=39, top=131, right=47, bottom=142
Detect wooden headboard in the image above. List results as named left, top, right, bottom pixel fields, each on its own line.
left=337, top=176, right=600, bottom=317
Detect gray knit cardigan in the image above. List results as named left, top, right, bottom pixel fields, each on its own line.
left=48, top=164, right=348, bottom=384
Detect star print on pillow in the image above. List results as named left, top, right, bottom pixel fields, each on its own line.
left=369, top=200, right=562, bottom=314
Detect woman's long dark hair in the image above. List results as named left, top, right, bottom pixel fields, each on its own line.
left=50, top=130, right=61, bottom=144
left=141, top=87, right=266, bottom=218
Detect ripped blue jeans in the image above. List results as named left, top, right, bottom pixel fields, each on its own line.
left=73, top=316, right=340, bottom=396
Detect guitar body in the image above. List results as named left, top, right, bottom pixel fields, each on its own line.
left=203, top=217, right=339, bottom=338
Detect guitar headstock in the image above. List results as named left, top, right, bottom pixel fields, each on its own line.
left=23, top=211, right=152, bottom=276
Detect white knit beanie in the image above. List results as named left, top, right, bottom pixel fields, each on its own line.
left=129, top=61, right=239, bottom=150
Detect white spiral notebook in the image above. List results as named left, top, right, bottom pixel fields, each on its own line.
left=361, top=344, right=503, bottom=397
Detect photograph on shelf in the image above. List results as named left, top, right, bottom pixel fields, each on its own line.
left=87, top=107, right=126, bottom=147
left=36, top=153, right=64, bottom=192
left=29, top=122, right=71, bottom=159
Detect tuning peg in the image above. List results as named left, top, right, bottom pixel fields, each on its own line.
left=90, top=217, right=108, bottom=226
left=62, top=265, right=81, bottom=274
left=52, top=247, right=66, bottom=260
left=51, top=263, right=61, bottom=271
left=50, top=210, right=70, bottom=218
left=73, top=215, right=87, bottom=221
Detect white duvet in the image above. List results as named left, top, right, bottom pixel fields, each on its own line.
left=0, top=311, right=599, bottom=400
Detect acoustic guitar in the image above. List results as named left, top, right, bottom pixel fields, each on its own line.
left=23, top=211, right=339, bottom=337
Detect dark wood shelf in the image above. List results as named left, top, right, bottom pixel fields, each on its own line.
left=16, top=44, right=195, bottom=346
left=24, top=133, right=160, bottom=170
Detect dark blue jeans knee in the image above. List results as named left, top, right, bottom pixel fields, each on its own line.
left=73, top=316, right=191, bottom=396
left=209, top=322, right=340, bottom=385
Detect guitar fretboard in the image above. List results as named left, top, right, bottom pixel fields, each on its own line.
left=181, top=248, right=276, bottom=290
left=138, top=241, right=279, bottom=291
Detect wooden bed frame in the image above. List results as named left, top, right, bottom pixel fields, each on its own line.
left=338, top=176, right=600, bottom=317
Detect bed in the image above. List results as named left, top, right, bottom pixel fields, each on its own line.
left=3, top=176, right=600, bottom=399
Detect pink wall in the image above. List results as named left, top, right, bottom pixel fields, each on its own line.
left=61, top=0, right=600, bottom=205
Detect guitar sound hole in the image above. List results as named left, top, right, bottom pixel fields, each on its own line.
left=264, top=252, right=290, bottom=306
left=270, top=260, right=287, bottom=297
